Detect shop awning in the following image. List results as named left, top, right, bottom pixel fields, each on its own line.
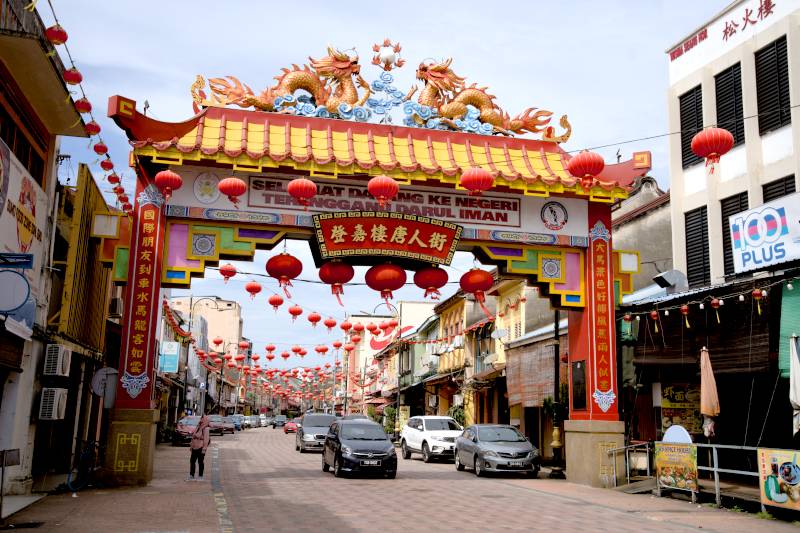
left=364, top=397, right=392, bottom=405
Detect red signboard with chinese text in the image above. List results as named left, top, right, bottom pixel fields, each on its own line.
left=312, top=212, right=461, bottom=265
left=117, top=186, right=166, bottom=408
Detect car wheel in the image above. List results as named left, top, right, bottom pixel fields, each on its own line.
left=474, top=456, right=484, bottom=477
left=400, top=440, right=411, bottom=460
left=422, top=442, right=432, bottom=463
left=385, top=470, right=397, bottom=479
left=322, top=454, right=330, bottom=472
left=455, top=451, right=465, bottom=471
left=333, top=455, right=344, bottom=478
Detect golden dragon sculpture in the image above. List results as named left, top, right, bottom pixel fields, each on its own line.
left=413, top=58, right=571, bottom=140
left=192, top=47, right=371, bottom=115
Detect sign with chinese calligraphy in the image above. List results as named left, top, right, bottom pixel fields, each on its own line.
left=312, top=212, right=461, bottom=265
left=668, top=0, right=787, bottom=83
left=654, top=443, right=698, bottom=493
left=661, top=383, right=702, bottom=435
left=588, top=220, right=616, bottom=413
left=728, top=191, right=800, bottom=274
left=167, top=170, right=589, bottom=246
left=119, top=185, right=167, bottom=406
left=758, top=448, right=800, bottom=509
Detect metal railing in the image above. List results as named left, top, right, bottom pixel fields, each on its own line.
left=607, top=442, right=651, bottom=486
left=607, top=441, right=764, bottom=509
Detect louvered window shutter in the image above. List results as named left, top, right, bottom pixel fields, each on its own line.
left=762, top=175, right=796, bottom=202
left=714, top=63, right=745, bottom=146
left=720, top=192, right=749, bottom=276
left=755, top=36, right=791, bottom=135
left=679, top=86, right=703, bottom=168
left=684, top=207, right=710, bottom=287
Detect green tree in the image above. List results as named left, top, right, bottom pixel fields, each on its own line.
left=383, top=406, right=397, bottom=434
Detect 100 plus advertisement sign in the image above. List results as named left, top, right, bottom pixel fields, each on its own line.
left=168, top=169, right=589, bottom=244
left=729, top=191, right=800, bottom=274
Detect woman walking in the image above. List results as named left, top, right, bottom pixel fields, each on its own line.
left=189, top=415, right=210, bottom=481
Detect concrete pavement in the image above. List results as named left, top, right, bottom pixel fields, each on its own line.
left=6, top=427, right=797, bottom=532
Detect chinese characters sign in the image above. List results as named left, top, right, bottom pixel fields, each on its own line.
left=661, top=383, right=702, bottom=435
left=588, top=219, right=616, bottom=414
left=758, top=448, right=800, bottom=509
left=313, top=211, right=461, bottom=265
left=119, top=186, right=166, bottom=406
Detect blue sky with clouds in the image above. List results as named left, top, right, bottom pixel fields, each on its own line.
left=42, top=1, right=728, bottom=367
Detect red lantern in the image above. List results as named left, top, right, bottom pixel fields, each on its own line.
left=623, top=314, right=632, bottom=322
left=245, top=281, right=262, bottom=299
left=332, top=341, right=343, bottom=350
left=218, top=177, right=247, bottom=207
left=323, top=317, right=337, bottom=332
left=154, top=169, right=183, bottom=201
left=460, top=269, right=494, bottom=318
left=649, top=310, right=660, bottom=333
left=117, top=195, right=129, bottom=204
left=307, top=312, right=322, bottom=327
left=281, top=351, right=290, bottom=360
left=691, top=127, right=734, bottom=173
left=93, top=142, right=108, bottom=156
left=45, top=24, right=68, bottom=45
left=340, top=320, right=353, bottom=334
left=266, top=253, right=302, bottom=298
left=238, top=340, right=250, bottom=351
left=266, top=353, right=275, bottom=361
left=366, top=322, right=378, bottom=334
left=351, top=334, right=362, bottom=344
left=235, top=353, right=246, bottom=362
left=84, top=121, right=101, bottom=136
left=268, top=294, right=284, bottom=311
left=751, top=288, right=764, bottom=315
left=414, top=266, right=448, bottom=300
left=460, top=167, right=494, bottom=196
left=567, top=150, right=605, bottom=190
left=680, top=304, right=691, bottom=329
left=219, top=263, right=237, bottom=283
left=710, top=298, right=721, bottom=324
left=63, top=67, right=83, bottom=85
left=300, top=348, right=308, bottom=357
left=213, top=337, right=223, bottom=347
left=367, top=175, right=399, bottom=208
left=318, top=346, right=329, bottom=355
left=224, top=353, right=233, bottom=361
left=288, top=304, right=303, bottom=321
left=213, top=357, right=223, bottom=365
left=107, top=173, right=120, bottom=185
left=74, top=97, right=92, bottom=114
left=287, top=178, right=318, bottom=209
left=353, top=322, right=365, bottom=333
left=291, top=345, right=302, bottom=354
left=112, top=185, right=125, bottom=195
left=344, top=343, right=356, bottom=353
left=100, top=159, right=114, bottom=172
left=266, top=344, right=276, bottom=353
left=365, top=263, right=407, bottom=304
left=318, top=260, right=355, bottom=306
left=251, top=354, right=260, bottom=362
left=388, top=318, right=398, bottom=328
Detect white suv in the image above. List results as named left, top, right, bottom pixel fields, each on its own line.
left=400, top=416, right=463, bottom=462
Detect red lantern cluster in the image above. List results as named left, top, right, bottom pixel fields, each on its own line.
left=154, top=169, right=183, bottom=201
left=691, top=127, right=734, bottom=173
left=567, top=150, right=605, bottom=190
left=318, top=261, right=354, bottom=306
left=266, top=253, right=302, bottom=298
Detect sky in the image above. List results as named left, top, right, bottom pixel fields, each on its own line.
left=42, top=1, right=729, bottom=369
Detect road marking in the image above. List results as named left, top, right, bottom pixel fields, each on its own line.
left=211, top=446, right=235, bottom=533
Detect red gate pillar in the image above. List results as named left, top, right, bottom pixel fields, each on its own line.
left=104, top=182, right=166, bottom=485
left=563, top=202, right=624, bottom=487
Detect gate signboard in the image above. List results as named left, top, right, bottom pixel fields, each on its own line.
left=313, top=211, right=461, bottom=265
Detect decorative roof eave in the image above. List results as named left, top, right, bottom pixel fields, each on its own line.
left=109, top=96, right=650, bottom=203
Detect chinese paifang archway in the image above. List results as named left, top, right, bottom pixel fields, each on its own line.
left=103, top=43, right=650, bottom=485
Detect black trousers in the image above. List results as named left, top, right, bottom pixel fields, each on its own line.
left=190, top=448, right=205, bottom=477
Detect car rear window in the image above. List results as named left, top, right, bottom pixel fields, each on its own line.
left=275, top=415, right=287, bottom=421
left=303, top=414, right=336, bottom=427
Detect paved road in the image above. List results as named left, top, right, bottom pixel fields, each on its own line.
left=214, top=428, right=794, bottom=533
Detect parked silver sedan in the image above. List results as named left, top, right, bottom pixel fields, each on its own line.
left=454, top=424, right=539, bottom=477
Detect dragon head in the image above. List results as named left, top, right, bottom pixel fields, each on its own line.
left=416, top=58, right=465, bottom=93
left=311, top=46, right=361, bottom=80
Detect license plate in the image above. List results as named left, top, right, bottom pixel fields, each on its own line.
left=508, top=461, right=524, bottom=467
left=361, top=460, right=381, bottom=466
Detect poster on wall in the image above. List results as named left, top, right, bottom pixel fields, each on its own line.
left=654, top=443, right=698, bottom=492
left=758, top=448, right=800, bottom=509
left=661, top=384, right=702, bottom=435
left=0, top=137, right=47, bottom=337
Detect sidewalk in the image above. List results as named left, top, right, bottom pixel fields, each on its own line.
left=5, top=444, right=218, bottom=532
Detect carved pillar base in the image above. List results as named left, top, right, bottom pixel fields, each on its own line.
left=564, top=419, right=624, bottom=488
left=102, top=409, right=159, bottom=486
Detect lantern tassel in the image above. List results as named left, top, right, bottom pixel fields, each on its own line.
left=282, top=280, right=293, bottom=299
left=476, top=293, right=493, bottom=319
left=332, top=284, right=344, bottom=306
left=684, top=315, right=691, bottom=329
left=756, top=300, right=761, bottom=316
left=654, top=318, right=659, bottom=334
left=715, top=309, right=720, bottom=324
left=424, top=287, right=441, bottom=300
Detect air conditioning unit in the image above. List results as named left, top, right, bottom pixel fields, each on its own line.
left=44, top=344, right=72, bottom=377
left=39, top=388, right=68, bottom=420
left=108, top=297, right=123, bottom=318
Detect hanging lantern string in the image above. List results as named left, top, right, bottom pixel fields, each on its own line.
left=617, top=274, right=798, bottom=323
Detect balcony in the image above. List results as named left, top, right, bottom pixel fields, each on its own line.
left=0, top=0, right=84, bottom=136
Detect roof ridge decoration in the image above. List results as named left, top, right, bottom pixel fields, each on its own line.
left=190, top=42, right=571, bottom=141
